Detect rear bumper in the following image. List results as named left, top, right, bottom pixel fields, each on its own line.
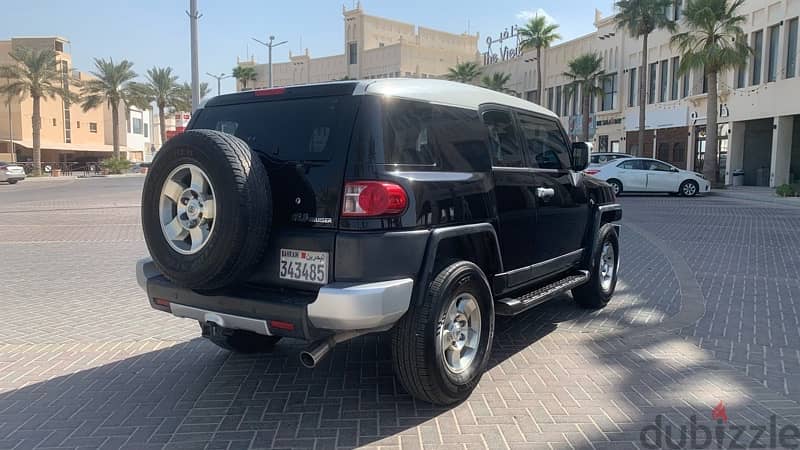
left=0, top=173, right=25, bottom=181
left=136, top=258, right=413, bottom=340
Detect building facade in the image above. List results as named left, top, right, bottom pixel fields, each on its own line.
left=0, top=36, right=154, bottom=164
left=483, top=0, right=800, bottom=187
left=235, top=2, right=480, bottom=89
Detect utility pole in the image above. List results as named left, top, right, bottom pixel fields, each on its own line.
left=252, top=35, right=287, bottom=88
left=187, top=0, right=202, bottom=112
left=6, top=99, right=14, bottom=162
left=206, top=72, right=231, bottom=96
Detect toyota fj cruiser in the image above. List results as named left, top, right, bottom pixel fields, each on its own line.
left=136, top=79, right=621, bottom=405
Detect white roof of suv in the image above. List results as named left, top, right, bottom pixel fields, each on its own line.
left=356, top=79, right=557, bottom=118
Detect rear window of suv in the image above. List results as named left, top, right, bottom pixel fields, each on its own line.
left=191, top=96, right=358, bottom=161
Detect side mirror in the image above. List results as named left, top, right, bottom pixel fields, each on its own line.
left=571, top=142, right=590, bottom=172
left=672, top=167, right=680, bottom=173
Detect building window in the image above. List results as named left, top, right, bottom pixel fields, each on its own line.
left=89, top=122, right=98, bottom=133
left=52, top=118, right=57, bottom=126
left=132, top=117, right=143, bottom=134
left=670, top=57, right=680, bottom=100
left=673, top=143, right=685, bottom=162
left=555, top=86, right=562, bottom=116
left=598, top=135, right=609, bottom=152
left=570, top=85, right=578, bottom=115
left=736, top=64, right=747, bottom=88
left=682, top=72, right=689, bottom=98
left=144, top=123, right=149, bottom=138
left=76, top=121, right=80, bottom=128
left=672, top=0, right=682, bottom=21
left=659, top=60, right=669, bottom=102
left=648, top=62, right=658, bottom=104
left=611, top=141, right=620, bottom=153
left=787, top=18, right=798, bottom=78
left=547, top=87, right=554, bottom=110
left=348, top=42, right=358, bottom=65
left=752, top=30, right=763, bottom=85
left=601, top=73, right=617, bottom=111
left=767, top=24, right=780, bottom=82
left=628, top=67, right=637, bottom=107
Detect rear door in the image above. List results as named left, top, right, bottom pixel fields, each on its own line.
left=615, top=159, right=647, bottom=191
left=643, top=160, right=681, bottom=192
left=483, top=108, right=538, bottom=271
left=516, top=112, right=590, bottom=269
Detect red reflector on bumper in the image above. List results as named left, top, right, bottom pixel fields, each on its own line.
left=153, top=298, right=171, bottom=311
left=269, top=320, right=295, bottom=331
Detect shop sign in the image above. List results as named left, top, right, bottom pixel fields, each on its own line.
left=484, top=25, right=523, bottom=65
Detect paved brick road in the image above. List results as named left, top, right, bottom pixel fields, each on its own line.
left=1, top=178, right=800, bottom=449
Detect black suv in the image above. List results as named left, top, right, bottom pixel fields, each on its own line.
left=137, top=79, right=621, bottom=405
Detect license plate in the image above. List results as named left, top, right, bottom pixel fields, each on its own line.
left=279, top=249, right=328, bottom=284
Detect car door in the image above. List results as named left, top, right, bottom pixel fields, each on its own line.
left=516, top=111, right=590, bottom=273
left=643, top=160, right=681, bottom=192
left=615, top=159, right=648, bottom=191
left=483, top=108, right=538, bottom=272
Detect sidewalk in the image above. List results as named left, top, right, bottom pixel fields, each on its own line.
left=710, top=185, right=800, bottom=207
left=19, top=173, right=146, bottom=182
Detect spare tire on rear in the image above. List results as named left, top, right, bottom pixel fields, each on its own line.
left=141, top=129, right=272, bottom=290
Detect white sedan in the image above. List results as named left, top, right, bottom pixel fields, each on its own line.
left=585, top=157, right=711, bottom=197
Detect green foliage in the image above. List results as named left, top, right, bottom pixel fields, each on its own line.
left=445, top=62, right=482, bottom=84
left=518, top=15, right=561, bottom=51
left=101, top=157, right=132, bottom=175
left=776, top=184, right=799, bottom=197
left=670, top=0, right=751, bottom=75
left=173, top=81, right=210, bottom=113
left=232, top=65, right=258, bottom=89
left=615, top=0, right=677, bottom=37
left=480, top=72, right=515, bottom=94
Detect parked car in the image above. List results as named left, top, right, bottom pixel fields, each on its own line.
left=130, top=162, right=151, bottom=173
left=0, top=162, right=26, bottom=184
left=585, top=157, right=710, bottom=196
left=589, top=152, right=632, bottom=166
left=135, top=79, right=622, bottom=405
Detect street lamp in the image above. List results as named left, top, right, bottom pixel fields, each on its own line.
left=251, top=35, right=287, bottom=88
left=187, top=0, right=202, bottom=112
left=206, top=72, right=232, bottom=96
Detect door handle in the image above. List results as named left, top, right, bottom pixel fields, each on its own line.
left=536, top=187, right=555, bottom=199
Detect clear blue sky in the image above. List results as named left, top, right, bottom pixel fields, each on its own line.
left=1, top=0, right=615, bottom=94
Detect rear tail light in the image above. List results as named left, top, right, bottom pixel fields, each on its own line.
left=342, top=181, right=408, bottom=217
left=584, top=169, right=600, bottom=176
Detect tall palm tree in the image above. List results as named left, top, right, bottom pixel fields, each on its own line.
left=232, top=65, right=257, bottom=90
left=80, top=58, right=140, bottom=159
left=481, top=72, right=514, bottom=94
left=0, top=47, right=74, bottom=175
left=445, top=61, right=482, bottom=84
left=563, top=53, right=605, bottom=142
left=173, top=81, right=210, bottom=113
left=132, top=67, right=181, bottom=147
left=518, top=15, right=561, bottom=105
left=616, top=0, right=676, bottom=155
left=672, top=0, right=750, bottom=183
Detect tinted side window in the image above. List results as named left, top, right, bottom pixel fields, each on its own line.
left=382, top=100, right=490, bottom=170
left=482, top=110, right=523, bottom=168
left=517, top=113, right=571, bottom=170
left=619, top=160, right=644, bottom=170
left=645, top=160, right=674, bottom=172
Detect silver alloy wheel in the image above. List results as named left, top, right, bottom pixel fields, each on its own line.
left=611, top=181, right=621, bottom=195
left=599, top=241, right=615, bottom=292
left=682, top=181, right=697, bottom=196
left=440, top=293, right=482, bottom=374
left=159, top=164, right=216, bottom=255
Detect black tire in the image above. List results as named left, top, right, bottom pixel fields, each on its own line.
left=607, top=179, right=623, bottom=196
left=141, top=129, right=272, bottom=290
left=200, top=323, right=282, bottom=354
left=391, top=261, right=494, bottom=405
left=679, top=180, right=699, bottom=197
left=572, top=223, right=619, bottom=309
left=7, top=179, right=18, bottom=184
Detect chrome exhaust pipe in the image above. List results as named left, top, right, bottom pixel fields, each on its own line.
left=300, top=337, right=335, bottom=368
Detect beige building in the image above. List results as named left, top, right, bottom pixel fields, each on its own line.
left=0, top=36, right=153, bottom=165
left=236, top=3, right=480, bottom=89
left=484, top=0, right=800, bottom=187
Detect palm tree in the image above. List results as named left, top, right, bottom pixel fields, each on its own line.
left=563, top=53, right=605, bottom=142
left=616, top=0, right=676, bottom=155
left=80, top=58, right=140, bottom=159
left=518, top=15, right=561, bottom=105
left=672, top=0, right=750, bottom=184
left=445, top=61, right=482, bottom=84
left=481, top=72, right=515, bottom=94
left=131, top=67, right=181, bottom=147
left=232, top=65, right=257, bottom=90
left=0, top=47, right=74, bottom=175
left=173, top=81, right=210, bottom=113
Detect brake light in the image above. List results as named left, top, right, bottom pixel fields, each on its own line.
left=254, top=87, right=286, bottom=97
left=153, top=298, right=171, bottom=312
left=342, top=181, right=408, bottom=217
left=584, top=169, right=600, bottom=176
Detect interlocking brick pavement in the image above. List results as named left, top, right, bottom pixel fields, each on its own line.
left=1, top=179, right=800, bottom=449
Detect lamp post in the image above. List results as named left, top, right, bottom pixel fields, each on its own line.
left=251, top=35, right=287, bottom=88
left=206, top=72, right=232, bottom=96
left=187, top=0, right=202, bottom=112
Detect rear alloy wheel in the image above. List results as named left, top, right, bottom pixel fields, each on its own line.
left=680, top=180, right=699, bottom=197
